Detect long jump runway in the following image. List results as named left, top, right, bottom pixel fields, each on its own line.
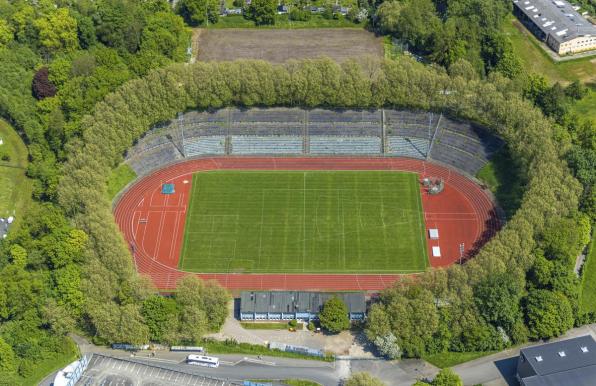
left=113, top=157, right=500, bottom=291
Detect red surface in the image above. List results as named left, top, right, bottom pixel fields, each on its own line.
left=113, top=157, right=500, bottom=291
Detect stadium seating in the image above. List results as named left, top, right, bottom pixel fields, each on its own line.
left=127, top=144, right=181, bottom=175
left=184, top=136, right=226, bottom=157
left=125, top=108, right=503, bottom=177
left=429, top=142, right=487, bottom=175
left=230, top=136, right=303, bottom=154
left=309, top=136, right=381, bottom=154
left=387, top=137, right=429, bottom=159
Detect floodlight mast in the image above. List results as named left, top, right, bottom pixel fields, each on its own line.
left=178, top=112, right=185, bottom=157
left=459, top=243, right=465, bottom=264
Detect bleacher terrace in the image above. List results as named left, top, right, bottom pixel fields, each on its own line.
left=125, top=108, right=502, bottom=177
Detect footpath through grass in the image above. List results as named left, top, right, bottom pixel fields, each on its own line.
left=107, top=163, right=137, bottom=201
left=0, top=119, right=32, bottom=222
left=503, top=16, right=596, bottom=84
left=179, top=170, right=428, bottom=274
left=580, top=235, right=596, bottom=314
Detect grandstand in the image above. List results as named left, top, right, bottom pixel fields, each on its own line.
left=124, top=108, right=502, bottom=176
left=184, top=136, right=226, bottom=157
left=310, top=136, right=381, bottom=154
left=230, top=136, right=303, bottom=154
left=387, top=137, right=429, bottom=159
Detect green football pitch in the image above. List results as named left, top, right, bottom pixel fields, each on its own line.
left=179, top=171, right=429, bottom=273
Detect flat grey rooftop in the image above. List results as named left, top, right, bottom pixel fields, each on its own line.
left=513, top=0, right=596, bottom=42
left=521, top=335, right=596, bottom=375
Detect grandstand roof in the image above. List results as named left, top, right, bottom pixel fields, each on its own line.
left=513, top=0, right=596, bottom=43
left=240, top=291, right=366, bottom=314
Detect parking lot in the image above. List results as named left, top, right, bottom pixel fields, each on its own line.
left=77, top=354, right=235, bottom=386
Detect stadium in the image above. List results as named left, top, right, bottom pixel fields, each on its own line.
left=113, top=108, right=502, bottom=291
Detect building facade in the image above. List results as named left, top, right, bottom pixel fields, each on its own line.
left=239, top=291, right=366, bottom=321
left=513, top=0, right=596, bottom=55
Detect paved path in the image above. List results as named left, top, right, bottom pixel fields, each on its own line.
left=453, top=323, right=596, bottom=386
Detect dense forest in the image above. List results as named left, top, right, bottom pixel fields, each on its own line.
left=0, top=1, right=229, bottom=383
left=0, top=0, right=594, bottom=383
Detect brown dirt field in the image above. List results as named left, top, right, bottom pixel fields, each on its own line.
left=195, top=28, right=384, bottom=64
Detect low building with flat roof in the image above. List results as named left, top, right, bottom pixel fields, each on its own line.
left=516, top=335, right=596, bottom=386
left=240, top=291, right=366, bottom=321
left=513, top=0, right=596, bottom=55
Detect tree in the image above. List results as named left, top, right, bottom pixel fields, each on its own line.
left=345, top=372, right=386, bottom=386
left=141, top=295, right=178, bottom=342
left=373, top=332, right=402, bottom=359
left=318, top=296, right=350, bottom=333
left=0, top=337, right=16, bottom=373
left=34, top=8, right=79, bottom=54
left=246, top=0, right=277, bottom=26
left=32, top=67, right=57, bottom=100
left=141, top=12, right=189, bottom=61
left=432, top=368, right=463, bottom=386
left=0, top=19, right=13, bottom=48
left=73, top=13, right=97, bottom=49
left=177, top=0, right=220, bottom=26
left=42, top=299, right=76, bottom=336
left=525, top=289, right=574, bottom=339
left=474, top=273, right=523, bottom=334
left=93, top=0, right=145, bottom=53
left=376, top=1, right=405, bottom=35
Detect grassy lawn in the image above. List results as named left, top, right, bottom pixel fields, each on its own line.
left=107, top=163, right=137, bottom=200
left=241, top=322, right=304, bottom=330
left=569, top=86, right=596, bottom=124
left=209, top=15, right=361, bottom=29
left=476, top=147, right=525, bottom=219
left=179, top=171, right=428, bottom=273
left=0, top=119, right=32, bottom=224
left=503, top=15, right=596, bottom=84
left=423, top=350, right=496, bottom=368
left=580, top=235, right=596, bottom=314
left=18, top=337, right=79, bottom=386
left=284, top=380, right=322, bottom=386
left=201, top=339, right=334, bottom=362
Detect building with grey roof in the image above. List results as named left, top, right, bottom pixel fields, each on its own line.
left=516, top=335, right=596, bottom=386
left=240, top=291, right=366, bottom=321
left=513, top=0, right=596, bottom=55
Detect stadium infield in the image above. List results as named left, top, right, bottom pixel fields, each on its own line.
left=113, top=157, right=500, bottom=291
left=179, top=170, right=428, bottom=274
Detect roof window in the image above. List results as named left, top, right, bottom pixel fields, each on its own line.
left=558, top=351, right=566, bottom=357
left=581, top=346, right=589, bottom=353
left=535, top=356, right=543, bottom=362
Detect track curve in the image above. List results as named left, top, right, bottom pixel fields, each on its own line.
left=113, top=157, right=500, bottom=291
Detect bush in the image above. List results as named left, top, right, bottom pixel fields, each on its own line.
left=17, top=359, right=35, bottom=378
left=308, top=321, right=315, bottom=331
left=289, top=319, right=298, bottom=328
left=289, top=8, right=311, bottom=21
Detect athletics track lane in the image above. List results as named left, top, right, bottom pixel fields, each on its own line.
left=113, top=157, right=500, bottom=291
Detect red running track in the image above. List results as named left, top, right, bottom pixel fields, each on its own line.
left=113, top=157, right=500, bottom=291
